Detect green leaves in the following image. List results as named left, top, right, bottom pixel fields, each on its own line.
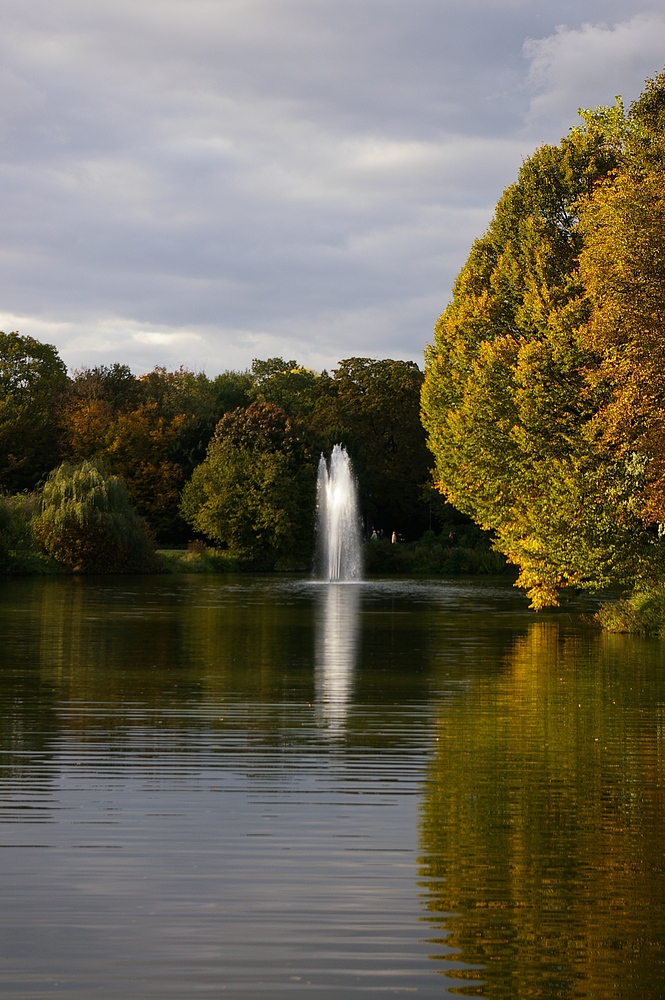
left=35, top=460, right=154, bottom=573
left=0, top=332, right=68, bottom=492
left=422, top=77, right=665, bottom=608
left=180, top=402, right=317, bottom=569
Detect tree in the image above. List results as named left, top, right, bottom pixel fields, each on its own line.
left=421, top=95, right=660, bottom=608
left=250, top=357, right=322, bottom=418
left=60, top=364, right=254, bottom=540
left=0, top=332, right=68, bottom=491
left=35, top=460, right=154, bottom=573
left=579, top=71, right=665, bottom=527
left=59, top=364, right=139, bottom=459
left=180, top=402, right=318, bottom=568
left=101, top=404, right=191, bottom=539
left=0, top=492, right=39, bottom=571
left=312, top=358, right=432, bottom=538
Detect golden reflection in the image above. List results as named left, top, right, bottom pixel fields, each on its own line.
left=315, top=583, right=360, bottom=731
left=419, top=621, right=665, bottom=998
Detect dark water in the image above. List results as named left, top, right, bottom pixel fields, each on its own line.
left=0, top=576, right=663, bottom=998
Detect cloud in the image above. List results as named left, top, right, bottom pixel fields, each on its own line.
left=0, top=1, right=661, bottom=373
left=524, top=13, right=665, bottom=137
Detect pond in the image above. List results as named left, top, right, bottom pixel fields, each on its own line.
left=0, top=575, right=663, bottom=998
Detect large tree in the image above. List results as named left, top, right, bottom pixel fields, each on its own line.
left=422, top=78, right=665, bottom=608
left=579, top=73, right=665, bottom=528
left=180, top=401, right=319, bottom=569
left=0, top=332, right=68, bottom=491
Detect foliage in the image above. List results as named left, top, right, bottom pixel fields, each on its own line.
left=596, top=586, right=665, bottom=634
left=180, top=402, right=318, bottom=569
left=35, top=460, right=154, bottom=573
left=311, top=358, right=432, bottom=538
left=0, top=332, right=68, bottom=492
left=250, top=357, right=321, bottom=417
left=579, top=75, right=665, bottom=527
left=59, top=364, right=254, bottom=540
left=156, top=544, right=240, bottom=574
left=422, top=74, right=665, bottom=609
left=101, top=404, right=191, bottom=538
left=58, top=364, right=139, bottom=458
left=0, top=492, right=41, bottom=571
left=364, top=527, right=509, bottom=576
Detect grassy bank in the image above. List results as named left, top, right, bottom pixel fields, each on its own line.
left=156, top=544, right=240, bottom=574
left=597, top=587, right=665, bottom=635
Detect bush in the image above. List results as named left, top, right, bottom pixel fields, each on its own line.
left=35, top=460, right=154, bottom=573
left=363, top=527, right=511, bottom=577
left=0, top=492, right=40, bottom=571
left=597, top=587, right=665, bottom=634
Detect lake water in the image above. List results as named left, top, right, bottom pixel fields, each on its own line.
left=1, top=575, right=663, bottom=998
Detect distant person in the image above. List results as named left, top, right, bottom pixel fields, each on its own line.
left=449, top=530, right=457, bottom=545
left=391, top=531, right=397, bottom=544
left=371, top=529, right=378, bottom=540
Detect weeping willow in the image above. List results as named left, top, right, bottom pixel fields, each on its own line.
left=36, top=460, right=154, bottom=573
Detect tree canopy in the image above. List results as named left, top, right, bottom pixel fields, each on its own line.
left=35, top=460, right=154, bottom=573
left=422, top=69, right=665, bottom=608
left=0, top=332, right=68, bottom=491
left=180, top=401, right=319, bottom=569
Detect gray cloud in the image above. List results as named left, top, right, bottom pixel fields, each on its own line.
left=0, top=0, right=662, bottom=373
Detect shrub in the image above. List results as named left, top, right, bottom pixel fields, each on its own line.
left=35, top=460, right=154, bottom=572
left=0, top=492, right=40, bottom=571
left=597, top=587, right=665, bottom=634
left=363, top=528, right=511, bottom=577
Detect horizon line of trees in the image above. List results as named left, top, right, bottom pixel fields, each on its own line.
left=0, top=339, right=459, bottom=571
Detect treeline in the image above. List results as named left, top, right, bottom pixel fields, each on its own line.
left=422, top=68, right=665, bottom=624
left=1, top=339, right=468, bottom=571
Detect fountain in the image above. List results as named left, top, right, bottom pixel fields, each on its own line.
left=316, top=444, right=362, bottom=582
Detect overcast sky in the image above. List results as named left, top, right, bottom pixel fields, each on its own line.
left=1, top=1, right=664, bottom=375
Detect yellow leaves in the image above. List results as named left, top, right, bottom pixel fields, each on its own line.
left=579, top=160, right=665, bottom=526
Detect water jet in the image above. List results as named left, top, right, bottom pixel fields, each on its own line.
left=316, top=445, right=362, bottom=582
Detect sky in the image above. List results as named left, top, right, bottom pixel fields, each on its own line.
left=1, top=1, right=664, bottom=376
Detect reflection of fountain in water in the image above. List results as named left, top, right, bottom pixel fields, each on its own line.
left=315, top=583, right=360, bottom=730
left=316, top=445, right=362, bottom=582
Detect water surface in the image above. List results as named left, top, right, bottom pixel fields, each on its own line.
left=0, top=576, right=663, bottom=997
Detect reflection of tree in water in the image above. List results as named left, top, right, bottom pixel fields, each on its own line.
left=0, top=577, right=439, bottom=762
left=418, top=622, right=665, bottom=998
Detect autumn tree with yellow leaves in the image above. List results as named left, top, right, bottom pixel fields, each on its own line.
left=422, top=70, right=665, bottom=610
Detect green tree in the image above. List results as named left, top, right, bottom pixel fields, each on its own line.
left=0, top=332, right=68, bottom=491
left=579, top=71, right=665, bottom=528
left=312, top=358, right=432, bottom=538
left=60, top=364, right=254, bottom=540
left=250, top=357, right=322, bottom=418
left=421, top=90, right=663, bottom=608
left=180, top=402, right=318, bottom=568
left=35, top=460, right=154, bottom=573
left=0, top=493, right=39, bottom=571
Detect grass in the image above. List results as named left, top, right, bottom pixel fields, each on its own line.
left=156, top=543, right=241, bottom=574
left=2, top=549, right=63, bottom=575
